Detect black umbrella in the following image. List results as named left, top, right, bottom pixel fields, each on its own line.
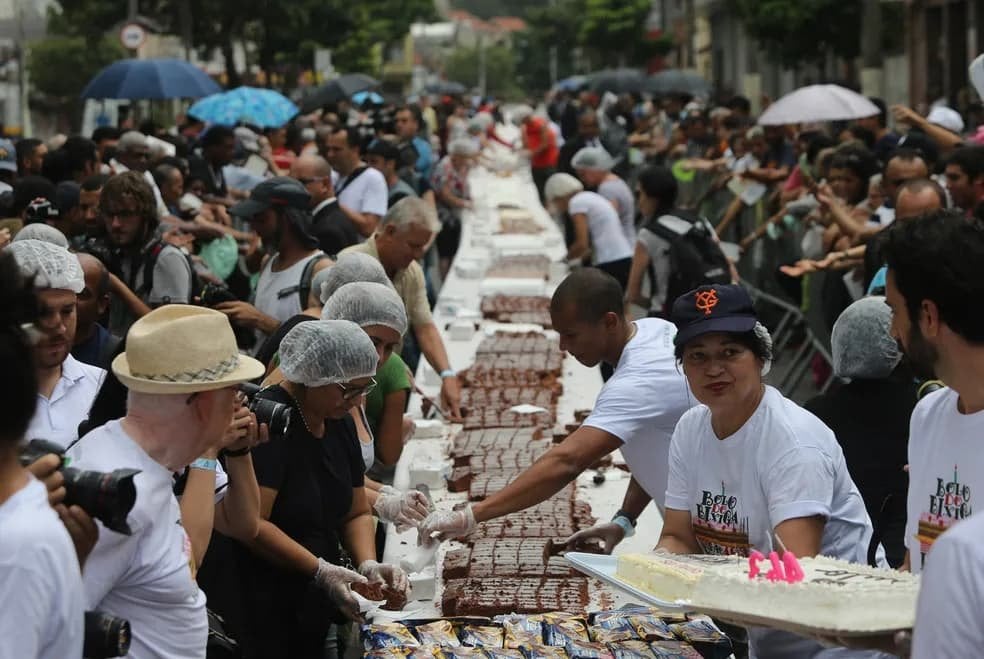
left=647, top=69, right=711, bottom=96
left=300, top=73, right=379, bottom=113
left=425, top=80, right=467, bottom=95
left=586, top=68, right=647, bottom=95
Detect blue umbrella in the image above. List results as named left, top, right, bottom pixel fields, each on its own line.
left=81, top=58, right=221, bottom=100
left=188, top=87, right=299, bottom=128
left=554, top=75, right=587, bottom=92
left=352, top=90, right=384, bottom=105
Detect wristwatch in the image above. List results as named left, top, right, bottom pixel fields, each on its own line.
left=612, top=509, right=637, bottom=538
left=440, top=369, right=457, bottom=379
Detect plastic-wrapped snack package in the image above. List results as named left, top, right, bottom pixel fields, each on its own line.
left=485, top=648, right=525, bottom=659
left=520, top=645, right=567, bottom=659
left=363, top=623, right=421, bottom=651
left=438, top=647, right=489, bottom=659
left=565, top=638, right=614, bottom=659
left=541, top=612, right=590, bottom=647
left=460, top=625, right=506, bottom=648
left=589, top=611, right=640, bottom=644
left=666, top=620, right=732, bottom=659
left=495, top=615, right=544, bottom=649
left=414, top=620, right=461, bottom=647
left=625, top=615, right=675, bottom=642
left=648, top=641, right=702, bottom=658
left=607, top=640, right=656, bottom=659
left=365, top=648, right=414, bottom=659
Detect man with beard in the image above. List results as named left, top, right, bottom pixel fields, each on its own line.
left=9, top=240, right=106, bottom=448
left=72, top=253, right=119, bottom=370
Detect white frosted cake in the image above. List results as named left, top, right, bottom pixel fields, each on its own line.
left=617, top=553, right=920, bottom=632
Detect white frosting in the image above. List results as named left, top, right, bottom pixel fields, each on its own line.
left=617, top=553, right=920, bottom=632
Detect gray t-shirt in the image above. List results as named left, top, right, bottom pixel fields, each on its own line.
left=598, top=177, right=636, bottom=245
left=110, top=242, right=192, bottom=335
left=388, top=178, right=418, bottom=207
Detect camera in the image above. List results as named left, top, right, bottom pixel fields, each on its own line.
left=84, top=611, right=131, bottom=658
left=239, top=382, right=292, bottom=437
left=25, top=198, right=59, bottom=224
left=20, top=439, right=139, bottom=535
left=199, top=282, right=239, bottom=308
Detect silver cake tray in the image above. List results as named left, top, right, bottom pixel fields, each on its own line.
left=564, top=552, right=687, bottom=612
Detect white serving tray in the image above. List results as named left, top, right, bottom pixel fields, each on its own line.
left=564, top=552, right=686, bottom=612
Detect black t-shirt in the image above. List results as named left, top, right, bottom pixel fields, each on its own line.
left=312, top=200, right=360, bottom=257
left=187, top=155, right=227, bottom=198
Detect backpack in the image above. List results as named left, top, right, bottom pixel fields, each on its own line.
left=648, top=211, right=731, bottom=311
left=273, top=252, right=332, bottom=309
left=140, top=239, right=203, bottom=304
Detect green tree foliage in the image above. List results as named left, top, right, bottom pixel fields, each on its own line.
left=513, top=0, right=583, bottom=92
left=445, top=45, right=521, bottom=98
left=731, top=0, right=861, bottom=68
left=579, top=0, right=654, bottom=68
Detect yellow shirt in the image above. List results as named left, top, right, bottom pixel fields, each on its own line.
left=341, top=238, right=433, bottom=329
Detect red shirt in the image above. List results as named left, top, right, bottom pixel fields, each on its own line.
left=524, top=117, right=558, bottom=168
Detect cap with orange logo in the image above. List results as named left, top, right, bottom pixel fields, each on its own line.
left=670, top=284, right=758, bottom=347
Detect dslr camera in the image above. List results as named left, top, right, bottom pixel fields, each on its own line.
left=239, top=383, right=292, bottom=438
left=20, top=439, right=139, bottom=535
left=84, top=611, right=131, bottom=658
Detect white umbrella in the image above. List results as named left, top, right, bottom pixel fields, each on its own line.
left=757, top=84, right=880, bottom=126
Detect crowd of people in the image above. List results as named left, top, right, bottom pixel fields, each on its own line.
left=0, top=76, right=983, bottom=659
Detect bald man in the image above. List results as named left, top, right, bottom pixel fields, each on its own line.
left=72, top=252, right=120, bottom=370
left=290, top=155, right=359, bottom=255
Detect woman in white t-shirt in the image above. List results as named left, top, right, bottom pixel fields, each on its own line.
left=545, top=172, right=633, bottom=287
left=657, top=283, right=882, bottom=659
left=0, top=250, right=86, bottom=658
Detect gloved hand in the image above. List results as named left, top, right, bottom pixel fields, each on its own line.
left=359, top=559, right=410, bottom=597
left=313, top=558, right=368, bottom=621
left=564, top=522, right=626, bottom=555
left=417, top=504, right=477, bottom=545
left=373, top=486, right=431, bottom=531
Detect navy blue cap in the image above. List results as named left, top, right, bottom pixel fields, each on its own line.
left=671, top=284, right=758, bottom=347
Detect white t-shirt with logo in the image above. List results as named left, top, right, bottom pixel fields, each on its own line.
left=905, top=387, right=984, bottom=574
left=568, top=191, right=633, bottom=266
left=67, top=420, right=208, bottom=659
left=337, top=166, right=389, bottom=220
left=582, top=318, right=692, bottom=510
left=0, top=478, right=84, bottom=659
left=665, top=385, right=877, bottom=659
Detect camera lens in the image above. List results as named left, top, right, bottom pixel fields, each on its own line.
left=84, top=611, right=131, bottom=658
left=63, top=467, right=140, bottom=535
left=249, top=398, right=292, bottom=437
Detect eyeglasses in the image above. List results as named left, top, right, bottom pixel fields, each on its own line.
left=296, top=176, right=325, bottom=185
left=103, top=208, right=141, bottom=220
left=336, top=377, right=377, bottom=400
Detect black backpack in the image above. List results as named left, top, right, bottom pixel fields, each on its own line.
left=140, top=238, right=204, bottom=304
left=649, top=211, right=731, bottom=310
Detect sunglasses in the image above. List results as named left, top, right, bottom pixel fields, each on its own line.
left=336, top=377, right=377, bottom=400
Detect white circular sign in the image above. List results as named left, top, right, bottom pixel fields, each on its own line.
left=119, top=23, right=148, bottom=51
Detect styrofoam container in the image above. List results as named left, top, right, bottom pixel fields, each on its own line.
left=448, top=320, right=477, bottom=341
left=478, top=278, right=547, bottom=297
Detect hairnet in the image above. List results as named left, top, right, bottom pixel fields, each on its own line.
left=13, top=223, right=69, bottom=248
left=449, top=138, right=479, bottom=157
left=544, top=173, right=584, bottom=201
left=511, top=105, right=534, bottom=124
left=317, top=252, right=392, bottom=304
left=753, top=322, right=774, bottom=377
left=571, top=146, right=614, bottom=172
left=322, top=281, right=408, bottom=337
left=8, top=238, right=83, bottom=293
left=831, top=296, right=901, bottom=379
left=279, top=319, right=379, bottom=387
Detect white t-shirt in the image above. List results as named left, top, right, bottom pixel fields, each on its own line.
left=912, top=513, right=984, bottom=658
left=0, top=478, right=84, bottom=659
left=582, top=318, right=691, bottom=510
left=905, top=387, right=984, bottom=574
left=67, top=420, right=208, bottom=659
left=568, top=191, right=633, bottom=266
left=26, top=354, right=105, bottom=449
left=252, top=251, right=324, bottom=348
left=666, top=386, right=876, bottom=659
left=337, top=165, right=389, bottom=220
left=597, top=178, right=636, bottom=246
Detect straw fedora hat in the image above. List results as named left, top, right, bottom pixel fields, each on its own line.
left=112, top=305, right=265, bottom=394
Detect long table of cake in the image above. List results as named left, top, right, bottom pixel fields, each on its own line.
left=379, top=149, right=666, bottom=624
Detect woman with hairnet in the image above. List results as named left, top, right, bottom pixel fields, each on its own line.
left=216, top=320, right=410, bottom=657
left=806, top=296, right=918, bottom=568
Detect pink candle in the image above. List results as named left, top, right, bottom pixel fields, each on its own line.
left=782, top=551, right=805, bottom=583
left=765, top=551, right=784, bottom=582
left=748, top=550, right=765, bottom=579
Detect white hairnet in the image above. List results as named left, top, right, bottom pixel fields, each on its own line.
left=544, top=172, right=584, bottom=201
left=322, top=281, right=408, bottom=337
left=571, top=146, right=614, bottom=172
left=449, top=138, right=479, bottom=157
left=511, top=105, right=534, bottom=124
left=8, top=239, right=84, bottom=293
left=832, top=296, right=901, bottom=380
left=753, top=322, right=774, bottom=377
left=13, top=224, right=69, bottom=248
left=317, top=252, right=392, bottom=304
left=279, top=319, right=379, bottom=387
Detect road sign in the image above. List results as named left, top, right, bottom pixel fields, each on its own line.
left=119, top=23, right=148, bottom=51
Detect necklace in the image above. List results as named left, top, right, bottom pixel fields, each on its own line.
left=281, top=384, right=320, bottom=437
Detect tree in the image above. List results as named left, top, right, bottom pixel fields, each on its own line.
left=513, top=0, right=584, bottom=92
left=445, top=45, right=521, bottom=98
left=732, top=0, right=861, bottom=72
left=579, top=0, right=654, bottom=68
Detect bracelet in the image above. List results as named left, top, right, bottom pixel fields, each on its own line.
left=440, top=369, right=457, bottom=379
left=612, top=515, right=636, bottom=538
left=614, top=509, right=638, bottom=526
left=190, top=458, right=217, bottom=472
left=222, top=446, right=252, bottom=458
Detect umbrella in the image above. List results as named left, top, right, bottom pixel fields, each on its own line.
left=189, top=87, right=299, bottom=128
left=554, top=75, right=588, bottom=93
left=425, top=80, right=467, bottom=95
left=352, top=90, right=384, bottom=106
left=81, top=58, right=221, bottom=100
left=300, top=73, right=379, bottom=113
left=758, top=85, right=880, bottom=126
left=647, top=69, right=710, bottom=97
left=586, top=68, right=646, bottom=94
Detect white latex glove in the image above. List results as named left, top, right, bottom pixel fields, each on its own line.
left=564, top=522, right=625, bottom=555
left=417, top=503, right=477, bottom=545
left=358, top=559, right=410, bottom=599
left=313, top=558, right=368, bottom=621
left=373, top=486, right=431, bottom=531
